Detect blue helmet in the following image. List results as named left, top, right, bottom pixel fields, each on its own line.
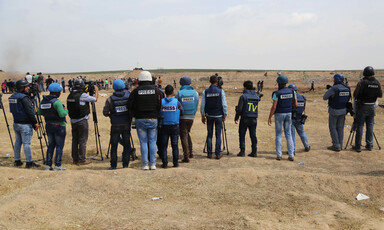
left=180, top=76, right=191, bottom=86
left=113, top=79, right=125, bottom=90
left=276, top=75, right=288, bottom=84
left=48, top=83, right=63, bottom=92
left=333, top=73, right=344, bottom=83
left=288, top=84, right=298, bottom=91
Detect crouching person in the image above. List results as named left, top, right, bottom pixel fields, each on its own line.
left=235, top=80, right=260, bottom=157
left=103, top=79, right=132, bottom=170
left=160, top=85, right=183, bottom=168
left=38, top=83, right=68, bottom=171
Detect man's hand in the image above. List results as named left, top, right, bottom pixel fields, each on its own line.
left=268, top=117, right=272, bottom=126
left=201, top=116, right=206, bottom=124
left=234, top=119, right=238, bottom=125
left=222, top=116, right=226, bottom=122
left=34, top=124, right=40, bottom=131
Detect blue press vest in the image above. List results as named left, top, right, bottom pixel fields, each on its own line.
left=204, top=85, right=223, bottom=116
left=274, top=88, right=294, bottom=114
left=295, top=93, right=305, bottom=120
left=178, top=85, right=198, bottom=115
left=161, top=98, right=180, bottom=125
left=328, top=84, right=350, bottom=109
left=40, top=95, right=66, bottom=123
left=9, top=92, right=31, bottom=122
left=110, top=91, right=130, bottom=125
left=241, top=90, right=259, bottom=118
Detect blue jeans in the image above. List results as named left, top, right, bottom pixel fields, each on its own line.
left=291, top=119, right=309, bottom=152
left=46, top=124, right=66, bottom=167
left=136, top=119, right=157, bottom=166
left=110, top=125, right=131, bottom=168
left=239, top=118, right=257, bottom=153
left=274, top=113, right=294, bottom=157
left=206, top=116, right=222, bottom=156
left=160, top=125, right=179, bottom=166
left=355, top=105, right=375, bottom=148
left=13, top=123, right=33, bottom=162
left=328, top=114, right=345, bottom=148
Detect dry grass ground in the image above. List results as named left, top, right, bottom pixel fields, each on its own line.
left=0, top=71, right=384, bottom=229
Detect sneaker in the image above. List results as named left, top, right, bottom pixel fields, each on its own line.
left=142, top=165, right=149, bottom=170
left=216, top=154, right=223, bottom=160
left=14, top=160, right=23, bottom=167
left=150, top=165, right=156, bottom=170
left=237, top=152, right=245, bottom=157
left=181, top=158, right=190, bottom=163
left=352, top=146, right=362, bottom=152
left=123, top=165, right=129, bottom=168
left=54, top=166, right=66, bottom=171
left=173, top=163, right=179, bottom=168
left=44, top=165, right=52, bottom=171
left=305, top=146, right=311, bottom=152
left=276, top=156, right=282, bottom=161
left=78, top=160, right=91, bottom=165
left=25, top=162, right=40, bottom=168
left=108, top=167, right=116, bottom=170
left=288, top=156, right=294, bottom=161
left=248, top=153, right=257, bottom=157
left=327, top=146, right=341, bottom=152
left=365, top=145, right=373, bottom=151
left=207, top=154, right=213, bottom=159
left=161, top=164, right=168, bottom=169
left=189, top=153, right=194, bottom=158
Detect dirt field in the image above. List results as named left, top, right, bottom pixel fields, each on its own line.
left=0, top=70, right=383, bottom=229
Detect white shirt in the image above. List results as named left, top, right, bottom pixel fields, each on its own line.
left=25, top=75, right=33, bottom=83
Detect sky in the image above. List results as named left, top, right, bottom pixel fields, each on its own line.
left=0, top=0, right=383, bottom=73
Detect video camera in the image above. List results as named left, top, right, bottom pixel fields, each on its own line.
left=28, top=83, right=40, bottom=100
left=217, top=76, right=224, bottom=88
left=326, top=84, right=332, bottom=89
left=85, top=80, right=97, bottom=96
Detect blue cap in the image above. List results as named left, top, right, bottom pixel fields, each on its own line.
left=48, top=83, right=63, bottom=92
left=288, top=84, right=298, bottom=91
left=180, top=76, right=192, bottom=86
left=333, top=73, right=344, bottom=83
left=113, top=79, right=125, bottom=90
left=276, top=75, right=288, bottom=84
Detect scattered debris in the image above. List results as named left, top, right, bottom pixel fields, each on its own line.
left=313, top=100, right=318, bottom=103
left=315, top=212, right=319, bottom=214
left=19, top=176, right=24, bottom=179
left=356, top=193, right=369, bottom=201
left=379, top=207, right=384, bottom=212
left=152, top=196, right=163, bottom=201
left=298, top=162, right=304, bottom=165
left=99, top=93, right=108, bottom=97
left=8, top=177, right=14, bottom=180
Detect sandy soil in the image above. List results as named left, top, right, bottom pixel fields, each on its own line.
left=0, top=70, right=384, bottom=229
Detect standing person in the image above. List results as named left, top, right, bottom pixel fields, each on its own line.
left=288, top=84, right=310, bottom=153
left=46, top=75, right=54, bottom=91
left=105, top=79, right=109, bottom=90
left=257, top=81, right=261, bottom=92
left=127, top=71, right=162, bottom=170
left=353, top=66, right=382, bottom=152
left=160, top=85, right=183, bottom=168
left=309, top=81, right=315, bottom=91
left=103, top=79, right=132, bottom=169
left=260, top=81, right=264, bottom=92
left=38, top=83, right=68, bottom=171
left=38, top=73, right=45, bottom=92
left=173, top=80, right=177, bottom=88
left=200, top=75, right=228, bottom=159
left=235, top=80, right=260, bottom=157
left=267, top=75, right=297, bottom=161
left=67, top=79, right=98, bottom=165
left=1, top=80, right=6, bottom=93
left=175, top=76, right=199, bottom=163
left=9, top=80, right=40, bottom=168
left=158, top=76, right=163, bottom=89
left=323, top=74, right=351, bottom=152
left=25, top=72, right=33, bottom=84
left=68, top=78, right=73, bottom=92
left=61, top=77, right=66, bottom=93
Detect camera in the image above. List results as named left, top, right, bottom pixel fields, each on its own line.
left=217, top=76, right=224, bottom=88
left=326, top=84, right=332, bottom=89
left=28, top=83, right=39, bottom=99
left=300, top=114, right=308, bottom=124
left=346, top=102, right=355, bottom=117
left=85, top=80, right=97, bottom=96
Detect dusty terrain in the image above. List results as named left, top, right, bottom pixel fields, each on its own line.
left=0, top=70, right=384, bottom=229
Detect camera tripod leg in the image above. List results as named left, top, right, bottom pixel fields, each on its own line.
left=0, top=100, right=14, bottom=149
left=90, top=102, right=103, bottom=161
left=222, top=121, right=229, bottom=155
left=373, top=132, right=381, bottom=150
left=345, top=130, right=355, bottom=150
left=106, top=139, right=110, bottom=159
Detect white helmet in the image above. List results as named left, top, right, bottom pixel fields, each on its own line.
left=138, top=71, right=152, bottom=82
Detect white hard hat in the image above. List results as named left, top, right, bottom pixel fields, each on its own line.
left=138, top=71, right=152, bottom=82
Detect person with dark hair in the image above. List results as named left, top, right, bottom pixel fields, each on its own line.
left=46, top=75, right=54, bottom=91
left=235, top=80, right=260, bottom=157
left=127, top=71, right=162, bottom=170
left=200, top=75, right=228, bottom=159
left=61, top=77, right=66, bottom=93
left=9, top=80, right=40, bottom=168
left=176, top=76, right=199, bottom=163
left=268, top=75, right=297, bottom=161
left=352, top=66, right=382, bottom=152
left=103, top=79, right=132, bottom=169
left=260, top=81, right=264, bottom=92
left=67, top=78, right=98, bottom=165
left=323, top=74, right=351, bottom=152
left=309, top=81, right=315, bottom=91
left=160, top=85, right=183, bottom=168
left=257, top=81, right=261, bottom=92
left=38, top=83, right=68, bottom=171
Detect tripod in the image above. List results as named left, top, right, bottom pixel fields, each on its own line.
left=30, top=92, right=47, bottom=163
left=89, top=102, right=103, bottom=160
left=203, top=120, right=230, bottom=155
left=106, top=134, right=137, bottom=161
left=0, top=94, right=14, bottom=150
left=345, top=122, right=381, bottom=150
